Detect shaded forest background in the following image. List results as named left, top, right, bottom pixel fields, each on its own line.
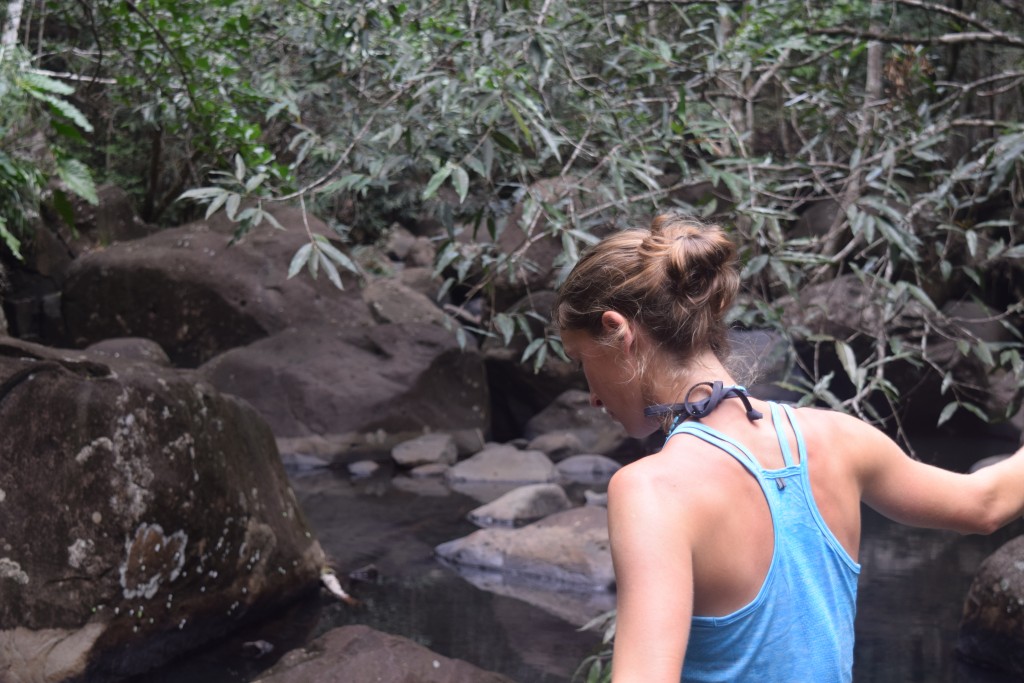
left=2, top=0, right=1023, bottom=436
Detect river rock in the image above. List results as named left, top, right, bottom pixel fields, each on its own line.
left=467, top=484, right=572, bottom=528
left=85, top=337, right=172, bottom=367
left=392, top=433, right=459, bottom=468
left=522, top=389, right=635, bottom=457
left=556, top=454, right=621, bottom=485
left=252, top=624, right=514, bottom=683
left=957, top=535, right=1024, bottom=677
left=527, top=431, right=585, bottom=461
left=0, top=337, right=325, bottom=682
left=435, top=506, right=614, bottom=590
left=445, top=444, right=558, bottom=485
left=200, top=323, right=490, bottom=442
left=62, top=205, right=373, bottom=366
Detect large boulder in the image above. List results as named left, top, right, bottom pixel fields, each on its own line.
left=957, top=535, right=1024, bottom=677
left=199, top=322, right=490, bottom=443
left=0, top=337, right=325, bottom=682
left=61, top=206, right=373, bottom=366
left=252, top=624, right=515, bottom=683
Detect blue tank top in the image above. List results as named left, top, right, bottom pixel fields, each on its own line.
left=668, top=402, right=861, bottom=683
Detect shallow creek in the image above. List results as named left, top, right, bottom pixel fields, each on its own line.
left=135, top=434, right=1023, bottom=683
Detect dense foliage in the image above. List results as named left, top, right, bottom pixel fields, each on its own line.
left=2, top=0, right=1023, bottom=436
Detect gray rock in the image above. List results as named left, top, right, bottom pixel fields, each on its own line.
left=523, top=390, right=633, bottom=456
left=446, top=444, right=558, bottom=485
left=0, top=337, right=325, bottom=682
left=435, top=506, right=614, bottom=591
left=556, top=454, right=621, bottom=485
left=410, top=463, right=450, bottom=478
left=85, top=337, right=171, bottom=367
left=62, top=206, right=373, bottom=367
left=253, top=624, right=514, bottom=683
left=392, top=433, right=458, bottom=468
left=362, top=276, right=453, bottom=327
left=467, top=484, right=572, bottom=528
left=527, top=431, right=585, bottom=462
left=958, top=535, right=1024, bottom=678
left=200, top=323, right=489, bottom=441
left=347, top=460, right=380, bottom=477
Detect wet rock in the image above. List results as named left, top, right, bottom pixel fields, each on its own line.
left=62, top=205, right=373, bottom=367
left=527, top=431, right=585, bottom=462
left=523, top=390, right=635, bottom=457
left=410, top=463, right=450, bottom=478
left=467, top=484, right=572, bottom=528
left=392, top=433, right=458, bottom=468
left=556, top=454, right=621, bottom=485
left=446, top=444, right=558, bottom=485
left=435, top=506, right=614, bottom=591
left=85, top=337, right=171, bottom=367
left=200, top=323, right=489, bottom=441
left=0, top=337, right=325, bottom=682
left=347, top=460, right=380, bottom=478
left=252, top=624, right=514, bottom=683
left=957, top=535, right=1024, bottom=677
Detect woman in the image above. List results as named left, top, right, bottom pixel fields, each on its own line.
left=553, top=213, right=1024, bottom=683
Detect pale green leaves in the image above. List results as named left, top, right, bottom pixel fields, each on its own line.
left=287, top=234, right=359, bottom=290
left=423, top=161, right=470, bottom=204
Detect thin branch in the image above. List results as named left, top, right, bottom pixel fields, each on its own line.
left=892, top=0, right=1009, bottom=35
left=809, top=27, right=1024, bottom=49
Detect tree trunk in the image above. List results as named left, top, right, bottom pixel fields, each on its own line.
left=1, top=0, right=25, bottom=47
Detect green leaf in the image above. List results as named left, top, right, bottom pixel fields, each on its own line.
left=180, top=187, right=227, bottom=201
left=52, top=189, right=75, bottom=227
left=451, top=164, right=469, bottom=203
left=490, top=130, right=521, bottom=154
left=27, top=92, right=94, bottom=132
left=521, top=337, right=545, bottom=363
left=205, top=190, right=229, bottom=219
left=314, top=235, right=359, bottom=274
left=0, top=219, right=23, bottom=260
left=493, top=313, right=515, bottom=345
left=19, top=71, right=75, bottom=96
left=55, top=158, right=98, bottom=205
left=287, top=242, right=314, bottom=279
left=423, top=164, right=453, bottom=200
left=319, top=248, right=344, bottom=289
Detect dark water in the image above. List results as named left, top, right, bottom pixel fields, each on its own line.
left=140, top=434, right=1024, bottom=683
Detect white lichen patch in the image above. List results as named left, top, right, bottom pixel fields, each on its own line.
left=0, top=557, right=29, bottom=584
left=75, top=437, right=114, bottom=465
left=108, top=410, right=156, bottom=520
left=67, top=538, right=95, bottom=569
left=120, top=523, right=188, bottom=600
left=0, top=488, right=5, bottom=503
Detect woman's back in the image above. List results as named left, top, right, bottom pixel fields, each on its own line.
left=660, top=402, right=860, bottom=682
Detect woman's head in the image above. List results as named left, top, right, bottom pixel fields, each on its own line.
left=553, top=213, right=740, bottom=366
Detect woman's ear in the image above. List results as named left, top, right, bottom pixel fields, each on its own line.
left=600, top=311, right=635, bottom=351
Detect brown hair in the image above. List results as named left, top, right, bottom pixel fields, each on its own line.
left=553, top=213, right=740, bottom=364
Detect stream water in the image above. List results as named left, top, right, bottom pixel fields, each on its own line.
left=135, top=433, right=1024, bottom=683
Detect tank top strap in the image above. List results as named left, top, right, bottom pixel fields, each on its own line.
left=668, top=421, right=765, bottom=477
left=773, top=402, right=808, bottom=467
left=768, top=402, right=798, bottom=468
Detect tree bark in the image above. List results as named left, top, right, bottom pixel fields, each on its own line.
left=1, top=0, right=25, bottom=47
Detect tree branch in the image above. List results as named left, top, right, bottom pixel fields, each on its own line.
left=809, top=27, right=1024, bottom=49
